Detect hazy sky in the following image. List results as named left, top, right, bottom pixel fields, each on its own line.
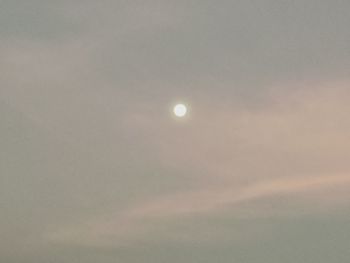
left=1, top=1, right=350, bottom=262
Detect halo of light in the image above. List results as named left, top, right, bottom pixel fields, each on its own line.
left=173, top=104, right=187, bottom=117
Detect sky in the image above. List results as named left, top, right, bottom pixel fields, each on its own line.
left=1, top=1, right=350, bottom=262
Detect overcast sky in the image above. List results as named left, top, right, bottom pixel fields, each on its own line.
left=1, top=1, right=350, bottom=262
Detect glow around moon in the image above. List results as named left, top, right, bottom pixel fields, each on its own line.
left=173, top=104, right=187, bottom=117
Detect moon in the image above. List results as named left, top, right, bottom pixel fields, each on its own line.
left=173, top=104, right=187, bottom=117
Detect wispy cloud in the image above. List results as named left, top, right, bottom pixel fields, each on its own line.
left=2, top=1, right=350, bottom=261
left=45, top=83, right=350, bottom=247
left=46, top=173, right=350, bottom=247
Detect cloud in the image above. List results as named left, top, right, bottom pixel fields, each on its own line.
left=46, top=173, right=350, bottom=247
left=2, top=1, right=350, bottom=261
left=45, top=83, right=350, bottom=247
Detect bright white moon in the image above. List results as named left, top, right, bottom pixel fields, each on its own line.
left=173, top=104, right=187, bottom=117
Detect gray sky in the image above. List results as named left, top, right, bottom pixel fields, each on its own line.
left=1, top=1, right=350, bottom=262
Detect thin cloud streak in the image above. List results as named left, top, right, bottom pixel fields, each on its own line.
left=47, top=173, right=350, bottom=247
left=127, top=174, right=350, bottom=219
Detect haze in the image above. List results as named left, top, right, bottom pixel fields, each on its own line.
left=1, top=1, right=350, bottom=262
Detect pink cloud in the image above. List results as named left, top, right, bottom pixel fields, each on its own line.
left=46, top=81, right=350, bottom=247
